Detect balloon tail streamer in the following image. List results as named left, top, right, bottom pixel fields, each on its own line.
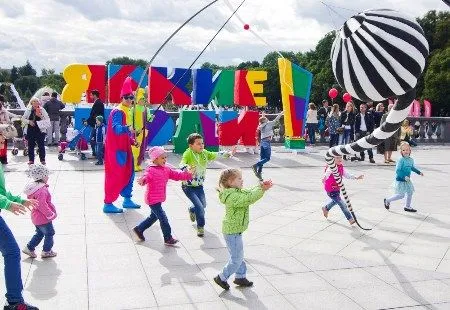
left=325, top=90, right=416, bottom=231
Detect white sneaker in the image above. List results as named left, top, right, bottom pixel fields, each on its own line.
left=22, top=246, right=37, bottom=258
left=41, top=250, right=57, bottom=258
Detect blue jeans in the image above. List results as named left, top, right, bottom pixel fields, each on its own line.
left=27, top=222, right=55, bottom=252
left=136, top=203, right=172, bottom=241
left=0, top=216, right=24, bottom=304
left=307, top=123, right=317, bottom=144
left=96, top=143, right=104, bottom=163
left=182, top=185, right=206, bottom=228
left=339, top=128, right=352, bottom=145
left=325, top=191, right=353, bottom=221
left=220, top=233, right=246, bottom=281
left=386, top=193, right=413, bottom=208
left=329, top=133, right=339, bottom=148
left=255, top=139, right=271, bottom=174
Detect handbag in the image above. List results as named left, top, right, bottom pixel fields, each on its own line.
left=37, top=119, right=51, bottom=133
left=0, top=123, right=18, bottom=139
left=336, top=127, right=344, bottom=134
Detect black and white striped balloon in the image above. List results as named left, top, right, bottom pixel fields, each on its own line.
left=331, top=9, right=429, bottom=102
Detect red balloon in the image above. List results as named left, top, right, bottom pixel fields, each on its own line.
left=343, top=92, right=352, bottom=103
left=328, top=88, right=338, bottom=99
left=244, top=24, right=250, bottom=30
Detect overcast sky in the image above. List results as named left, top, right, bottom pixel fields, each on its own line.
left=0, top=0, right=447, bottom=74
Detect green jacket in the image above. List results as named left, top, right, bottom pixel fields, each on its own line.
left=0, top=165, right=24, bottom=210
left=180, top=148, right=224, bottom=187
left=219, top=186, right=264, bottom=234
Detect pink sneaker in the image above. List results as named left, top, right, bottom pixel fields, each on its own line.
left=41, top=250, right=57, bottom=258
left=22, top=246, right=37, bottom=258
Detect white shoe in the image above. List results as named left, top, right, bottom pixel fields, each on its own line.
left=22, top=246, right=37, bottom=258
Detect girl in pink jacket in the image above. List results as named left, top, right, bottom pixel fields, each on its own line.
left=322, top=156, right=363, bottom=225
left=22, top=164, right=57, bottom=258
left=133, top=147, right=194, bottom=246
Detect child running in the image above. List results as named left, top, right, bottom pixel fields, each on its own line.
left=0, top=135, right=39, bottom=310
left=22, top=164, right=57, bottom=259
left=180, top=133, right=234, bottom=237
left=133, top=147, right=194, bottom=245
left=252, top=111, right=284, bottom=180
left=384, top=142, right=423, bottom=212
left=322, top=156, right=364, bottom=225
left=214, top=168, right=272, bottom=290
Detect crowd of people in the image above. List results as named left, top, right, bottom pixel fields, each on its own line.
left=306, top=99, right=419, bottom=164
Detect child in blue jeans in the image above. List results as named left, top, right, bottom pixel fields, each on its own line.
left=322, top=156, right=363, bottom=225
left=180, top=133, right=233, bottom=237
left=214, top=168, right=272, bottom=290
left=94, top=115, right=106, bottom=165
left=252, top=111, right=283, bottom=180
left=0, top=135, right=39, bottom=310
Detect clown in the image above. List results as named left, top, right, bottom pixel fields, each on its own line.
left=130, top=88, right=154, bottom=172
left=103, top=77, right=141, bottom=213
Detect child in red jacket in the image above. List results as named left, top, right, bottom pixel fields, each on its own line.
left=22, top=164, right=57, bottom=259
left=133, top=147, right=194, bottom=245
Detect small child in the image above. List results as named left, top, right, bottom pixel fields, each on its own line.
left=22, top=164, right=57, bottom=259
left=133, top=147, right=194, bottom=245
left=252, top=111, right=284, bottom=180
left=384, top=142, right=423, bottom=212
left=0, top=134, right=39, bottom=310
left=180, top=133, right=234, bottom=237
left=322, top=156, right=363, bottom=225
left=94, top=115, right=106, bottom=165
left=214, top=169, right=272, bottom=290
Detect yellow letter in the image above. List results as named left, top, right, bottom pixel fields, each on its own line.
left=61, top=64, right=91, bottom=103
left=246, top=71, right=267, bottom=107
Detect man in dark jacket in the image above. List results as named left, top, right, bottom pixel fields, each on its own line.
left=317, top=100, right=330, bottom=142
left=355, top=103, right=375, bottom=163
left=43, top=92, right=65, bottom=146
left=87, top=90, right=104, bottom=157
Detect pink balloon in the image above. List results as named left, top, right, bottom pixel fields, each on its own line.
left=343, top=92, right=352, bottom=103
left=328, top=88, right=338, bottom=99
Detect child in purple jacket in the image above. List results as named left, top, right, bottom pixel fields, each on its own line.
left=22, top=164, right=57, bottom=259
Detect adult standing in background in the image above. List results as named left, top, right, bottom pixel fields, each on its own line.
left=377, top=103, right=399, bottom=164
left=22, top=98, right=49, bottom=165
left=373, top=103, right=385, bottom=129
left=0, top=95, right=20, bottom=165
left=317, top=100, right=330, bottom=143
left=355, top=103, right=375, bottom=163
left=87, top=90, right=104, bottom=157
left=43, top=92, right=65, bottom=146
left=306, top=103, right=318, bottom=146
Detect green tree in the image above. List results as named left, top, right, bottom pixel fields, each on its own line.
left=18, top=60, right=37, bottom=76
left=14, top=76, right=41, bottom=102
left=423, top=46, right=450, bottom=115
left=10, top=66, right=19, bottom=83
left=39, top=68, right=66, bottom=93
left=106, top=56, right=148, bottom=68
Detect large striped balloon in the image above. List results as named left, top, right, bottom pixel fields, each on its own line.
left=327, top=9, right=429, bottom=230
left=331, top=9, right=429, bottom=102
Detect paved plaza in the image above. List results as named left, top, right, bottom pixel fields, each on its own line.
left=1, top=145, right=450, bottom=309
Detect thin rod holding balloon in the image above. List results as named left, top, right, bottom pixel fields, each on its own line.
left=150, top=0, right=247, bottom=111
left=133, top=0, right=220, bottom=112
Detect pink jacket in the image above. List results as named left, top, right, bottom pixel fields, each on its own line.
left=141, top=164, right=192, bottom=206
left=323, top=164, right=356, bottom=193
left=24, top=182, right=57, bottom=226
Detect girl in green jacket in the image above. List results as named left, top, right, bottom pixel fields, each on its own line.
left=214, top=168, right=272, bottom=290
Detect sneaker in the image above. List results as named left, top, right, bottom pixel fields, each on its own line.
left=214, top=275, right=230, bottom=290
left=22, top=246, right=37, bottom=259
left=348, top=219, right=356, bottom=225
left=251, top=165, right=259, bottom=178
left=4, top=302, right=39, bottom=309
left=388, top=159, right=396, bottom=163
left=384, top=198, right=390, bottom=210
left=322, top=207, right=329, bottom=218
left=41, top=250, right=57, bottom=258
left=233, top=278, right=254, bottom=287
left=369, top=158, right=375, bottom=164
left=404, top=207, right=417, bottom=213
left=188, top=208, right=196, bottom=222
left=132, top=227, right=145, bottom=242
left=164, top=237, right=179, bottom=246
left=27, top=161, right=34, bottom=165
left=197, top=227, right=205, bottom=237
left=40, top=161, right=46, bottom=165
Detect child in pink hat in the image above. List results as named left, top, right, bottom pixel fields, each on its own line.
left=133, top=147, right=195, bottom=245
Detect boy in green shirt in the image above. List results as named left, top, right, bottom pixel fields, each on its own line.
left=0, top=134, right=39, bottom=310
left=180, top=133, right=234, bottom=237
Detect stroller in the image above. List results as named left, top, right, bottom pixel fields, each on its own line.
left=58, top=122, right=91, bottom=161
left=11, top=119, right=28, bottom=157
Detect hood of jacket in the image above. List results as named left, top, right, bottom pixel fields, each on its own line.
left=24, top=182, right=47, bottom=196
left=219, top=187, right=236, bottom=205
